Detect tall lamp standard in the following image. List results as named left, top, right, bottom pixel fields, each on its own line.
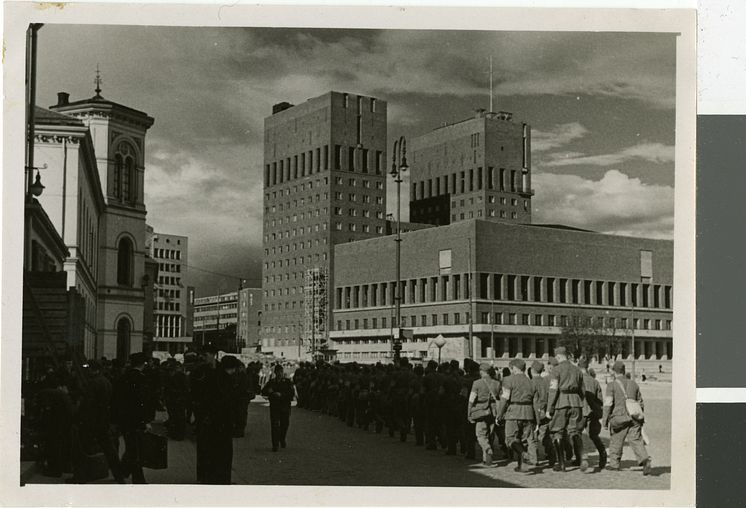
left=433, top=335, right=447, bottom=365
left=390, top=136, right=408, bottom=362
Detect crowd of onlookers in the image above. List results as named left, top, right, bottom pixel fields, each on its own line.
left=22, top=347, right=266, bottom=484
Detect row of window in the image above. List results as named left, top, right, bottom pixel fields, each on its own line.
left=265, top=145, right=385, bottom=188
left=265, top=238, right=328, bottom=257
left=78, top=188, right=98, bottom=275
left=155, top=314, right=182, bottom=339
left=335, top=274, right=673, bottom=310
left=112, top=142, right=139, bottom=204
left=455, top=209, right=520, bottom=221
left=262, top=268, right=327, bottom=293
left=194, top=312, right=238, bottom=322
left=334, top=222, right=382, bottom=233
left=194, top=302, right=238, bottom=314
left=158, top=276, right=181, bottom=286
left=334, top=313, right=672, bottom=331
left=157, top=289, right=181, bottom=299
left=412, top=167, right=529, bottom=201
left=333, top=207, right=386, bottom=219
left=153, top=248, right=182, bottom=260
left=264, top=253, right=328, bottom=273
left=158, top=262, right=181, bottom=274
left=156, top=301, right=180, bottom=312
left=265, top=224, right=329, bottom=244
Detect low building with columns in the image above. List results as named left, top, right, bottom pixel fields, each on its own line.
left=329, top=219, right=673, bottom=366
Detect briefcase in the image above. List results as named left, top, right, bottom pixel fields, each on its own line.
left=142, top=432, right=168, bottom=470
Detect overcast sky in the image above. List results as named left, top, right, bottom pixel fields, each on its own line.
left=36, top=26, right=676, bottom=296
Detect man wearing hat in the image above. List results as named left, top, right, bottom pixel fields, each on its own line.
left=496, top=359, right=539, bottom=472
left=467, top=362, right=501, bottom=467
left=579, top=357, right=607, bottom=469
left=190, top=344, right=218, bottom=483
left=112, top=352, right=153, bottom=484
left=527, top=360, right=555, bottom=468
left=546, top=346, right=589, bottom=472
left=603, top=361, right=651, bottom=475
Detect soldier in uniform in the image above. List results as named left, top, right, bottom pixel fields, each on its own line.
left=527, top=360, right=555, bottom=468
left=409, top=364, right=426, bottom=446
left=579, top=358, right=607, bottom=469
left=261, top=363, right=298, bottom=452
left=496, top=359, right=539, bottom=472
left=459, top=360, right=480, bottom=459
left=467, top=362, right=500, bottom=467
left=603, top=361, right=652, bottom=475
left=546, top=346, right=588, bottom=472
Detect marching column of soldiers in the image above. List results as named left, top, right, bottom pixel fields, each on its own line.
left=293, top=348, right=653, bottom=476
left=23, top=344, right=652, bottom=485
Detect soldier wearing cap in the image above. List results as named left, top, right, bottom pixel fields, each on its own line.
left=527, top=360, right=555, bottom=467
left=546, top=346, right=589, bottom=472
left=496, top=359, right=539, bottom=472
left=262, top=363, right=298, bottom=452
left=603, top=361, right=651, bottom=474
left=579, top=357, right=607, bottom=469
left=467, top=362, right=501, bottom=467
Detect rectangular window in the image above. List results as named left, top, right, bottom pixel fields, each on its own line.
left=334, top=145, right=342, bottom=170
left=348, top=147, right=356, bottom=171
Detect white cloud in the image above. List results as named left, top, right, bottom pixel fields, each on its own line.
left=531, top=122, right=589, bottom=152
left=543, top=142, right=675, bottom=168
left=532, top=169, right=674, bottom=239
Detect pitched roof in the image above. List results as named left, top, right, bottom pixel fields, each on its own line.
left=34, top=106, right=84, bottom=127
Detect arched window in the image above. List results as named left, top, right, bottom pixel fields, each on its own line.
left=114, top=142, right=137, bottom=203
left=113, top=154, right=122, bottom=199
left=117, top=237, right=134, bottom=286
left=116, top=317, right=131, bottom=360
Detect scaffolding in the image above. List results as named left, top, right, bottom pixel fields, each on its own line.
left=303, top=267, right=328, bottom=357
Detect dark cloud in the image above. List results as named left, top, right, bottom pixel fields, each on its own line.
left=35, top=25, right=676, bottom=295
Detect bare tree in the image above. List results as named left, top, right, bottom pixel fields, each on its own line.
left=558, top=311, right=624, bottom=361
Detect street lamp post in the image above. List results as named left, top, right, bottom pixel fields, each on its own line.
left=434, top=334, right=447, bottom=365
left=390, top=136, right=408, bottom=363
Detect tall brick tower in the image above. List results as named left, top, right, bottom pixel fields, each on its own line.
left=409, top=109, right=533, bottom=226
left=261, top=91, right=387, bottom=359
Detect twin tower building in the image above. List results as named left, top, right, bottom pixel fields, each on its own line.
left=261, top=91, right=674, bottom=365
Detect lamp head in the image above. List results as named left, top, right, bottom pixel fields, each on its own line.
left=29, top=172, right=45, bottom=197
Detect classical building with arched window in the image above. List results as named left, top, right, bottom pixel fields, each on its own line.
left=34, top=88, right=155, bottom=359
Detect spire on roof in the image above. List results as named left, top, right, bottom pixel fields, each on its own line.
left=94, top=63, right=103, bottom=98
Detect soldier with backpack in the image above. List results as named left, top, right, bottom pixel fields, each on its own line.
left=603, top=361, right=652, bottom=475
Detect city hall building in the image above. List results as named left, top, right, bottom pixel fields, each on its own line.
left=330, top=219, right=673, bottom=364
left=328, top=106, right=672, bottom=364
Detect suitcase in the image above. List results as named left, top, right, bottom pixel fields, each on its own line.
left=80, top=452, right=110, bottom=482
left=142, top=432, right=168, bottom=470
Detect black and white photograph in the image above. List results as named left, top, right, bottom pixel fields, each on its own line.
left=1, top=3, right=696, bottom=507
